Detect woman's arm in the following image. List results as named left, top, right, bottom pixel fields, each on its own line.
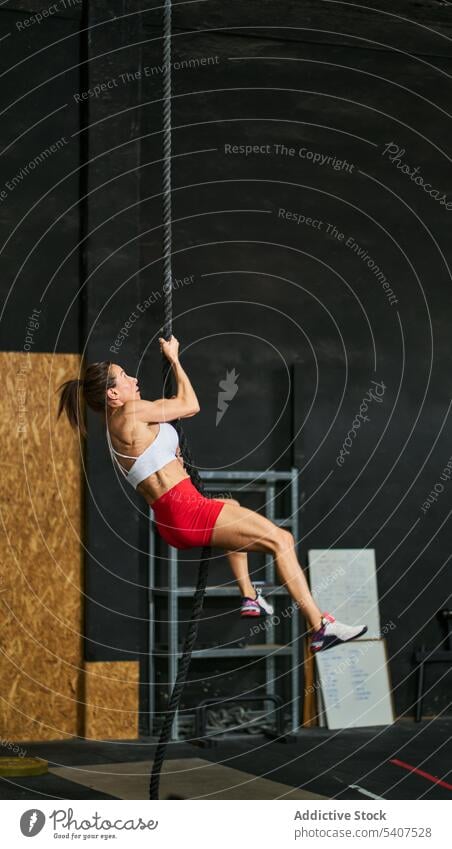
left=123, top=396, right=199, bottom=423
left=169, top=355, right=200, bottom=412
left=122, top=336, right=200, bottom=423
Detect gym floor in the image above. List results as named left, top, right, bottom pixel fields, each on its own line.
left=1, top=717, right=450, bottom=800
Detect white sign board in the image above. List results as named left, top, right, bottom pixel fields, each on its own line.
left=308, top=548, right=380, bottom=638
left=315, top=639, right=394, bottom=729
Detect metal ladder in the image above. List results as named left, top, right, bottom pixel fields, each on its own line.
left=148, top=468, right=302, bottom=740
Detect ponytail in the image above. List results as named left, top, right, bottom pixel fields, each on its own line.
left=56, top=361, right=116, bottom=437
left=56, top=378, right=87, bottom=437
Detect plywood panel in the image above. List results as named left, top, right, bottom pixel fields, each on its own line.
left=50, top=758, right=328, bottom=799
left=0, top=351, right=83, bottom=742
left=302, top=637, right=318, bottom=727
left=84, top=661, right=139, bottom=740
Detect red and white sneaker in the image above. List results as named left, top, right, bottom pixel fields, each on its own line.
left=310, top=611, right=368, bottom=653
left=240, top=585, right=274, bottom=617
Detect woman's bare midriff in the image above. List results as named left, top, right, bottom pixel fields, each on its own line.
left=107, top=412, right=191, bottom=506
left=136, top=460, right=191, bottom=506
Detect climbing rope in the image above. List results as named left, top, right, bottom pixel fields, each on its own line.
left=149, top=0, right=212, bottom=800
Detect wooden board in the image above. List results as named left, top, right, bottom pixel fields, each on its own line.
left=84, top=661, right=139, bottom=740
left=50, top=758, right=328, bottom=800
left=0, top=352, right=83, bottom=741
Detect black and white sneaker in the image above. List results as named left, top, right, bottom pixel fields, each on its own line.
left=241, top=585, right=274, bottom=617
left=310, top=611, right=368, bottom=653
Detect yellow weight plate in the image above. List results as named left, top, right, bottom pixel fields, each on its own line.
left=0, top=757, right=48, bottom=776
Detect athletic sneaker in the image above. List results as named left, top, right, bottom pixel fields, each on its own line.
left=310, top=611, right=368, bottom=653
left=241, top=585, right=274, bottom=617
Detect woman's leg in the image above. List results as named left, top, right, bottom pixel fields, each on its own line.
left=225, top=550, right=256, bottom=598
left=210, top=501, right=322, bottom=631
left=214, top=498, right=256, bottom=598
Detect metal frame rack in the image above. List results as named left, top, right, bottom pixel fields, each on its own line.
left=148, top=468, right=302, bottom=741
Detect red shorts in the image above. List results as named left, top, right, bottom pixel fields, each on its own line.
left=151, top=477, right=226, bottom=549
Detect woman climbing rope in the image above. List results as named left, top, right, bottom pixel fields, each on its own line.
left=58, top=336, right=367, bottom=652
left=57, top=334, right=367, bottom=653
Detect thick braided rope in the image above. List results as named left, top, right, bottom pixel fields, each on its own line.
left=148, top=549, right=210, bottom=799
left=149, top=0, right=212, bottom=800
left=162, top=0, right=172, bottom=341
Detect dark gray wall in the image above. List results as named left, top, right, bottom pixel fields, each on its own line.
left=1, top=1, right=451, bottom=722
left=0, top=1, right=82, bottom=352
left=138, top=1, right=452, bottom=720
left=81, top=4, right=147, bottom=665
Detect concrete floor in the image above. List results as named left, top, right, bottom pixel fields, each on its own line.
left=0, top=717, right=450, bottom=800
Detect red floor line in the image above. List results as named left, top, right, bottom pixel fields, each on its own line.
left=389, top=758, right=452, bottom=791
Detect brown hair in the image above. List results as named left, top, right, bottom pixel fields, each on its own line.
left=56, top=361, right=116, bottom=437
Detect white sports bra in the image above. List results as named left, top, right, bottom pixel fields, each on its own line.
left=106, top=420, right=180, bottom=489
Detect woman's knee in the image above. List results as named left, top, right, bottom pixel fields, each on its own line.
left=255, top=526, right=294, bottom=555
left=272, top=527, right=295, bottom=551
left=210, top=502, right=293, bottom=554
